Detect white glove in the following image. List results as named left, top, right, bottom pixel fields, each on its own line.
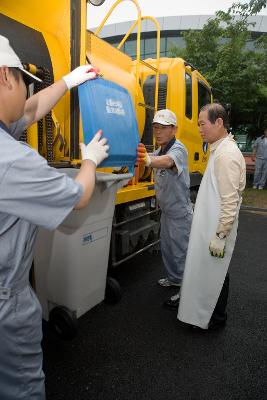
left=62, top=65, right=98, bottom=90
left=80, top=130, right=109, bottom=166
left=209, top=235, right=226, bottom=258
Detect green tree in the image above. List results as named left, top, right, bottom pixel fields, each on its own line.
left=170, top=0, right=267, bottom=137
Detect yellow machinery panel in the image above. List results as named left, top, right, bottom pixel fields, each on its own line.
left=0, top=0, right=87, bottom=162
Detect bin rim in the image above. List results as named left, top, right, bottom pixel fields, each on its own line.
left=96, top=172, right=133, bottom=182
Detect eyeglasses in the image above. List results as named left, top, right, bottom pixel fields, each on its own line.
left=152, top=124, right=174, bottom=131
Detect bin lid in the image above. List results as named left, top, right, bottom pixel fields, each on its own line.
left=78, top=78, right=140, bottom=169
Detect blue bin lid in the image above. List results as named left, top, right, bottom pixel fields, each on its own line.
left=78, top=78, right=140, bottom=169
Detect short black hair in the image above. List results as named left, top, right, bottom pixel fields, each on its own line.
left=200, top=103, right=229, bottom=129
left=9, top=67, right=22, bottom=82
left=9, top=67, right=32, bottom=87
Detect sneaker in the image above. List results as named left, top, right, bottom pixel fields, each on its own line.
left=258, top=186, right=263, bottom=190
left=163, top=292, right=180, bottom=309
left=253, top=185, right=257, bottom=189
left=158, top=278, right=182, bottom=287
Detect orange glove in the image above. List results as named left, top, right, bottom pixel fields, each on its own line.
left=137, top=143, right=151, bottom=166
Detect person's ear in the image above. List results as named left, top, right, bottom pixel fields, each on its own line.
left=0, top=66, right=13, bottom=89
left=216, top=117, right=224, bottom=129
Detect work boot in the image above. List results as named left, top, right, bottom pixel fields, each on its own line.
left=163, top=292, right=180, bottom=309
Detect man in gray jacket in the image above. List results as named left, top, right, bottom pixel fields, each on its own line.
left=252, top=128, right=267, bottom=190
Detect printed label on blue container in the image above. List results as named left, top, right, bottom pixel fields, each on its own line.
left=106, top=99, right=125, bottom=116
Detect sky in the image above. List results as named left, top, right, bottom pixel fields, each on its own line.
left=87, top=0, right=267, bottom=29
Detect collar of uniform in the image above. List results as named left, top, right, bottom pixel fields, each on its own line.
left=158, top=136, right=176, bottom=156
left=210, top=133, right=232, bottom=152
left=0, top=120, right=10, bottom=134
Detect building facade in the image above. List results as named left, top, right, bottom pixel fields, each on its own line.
left=91, top=14, right=267, bottom=59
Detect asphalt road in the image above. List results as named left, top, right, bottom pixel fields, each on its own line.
left=43, top=209, right=267, bottom=400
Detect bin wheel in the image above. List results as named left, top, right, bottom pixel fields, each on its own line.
left=49, top=306, right=77, bottom=341
left=105, top=277, right=122, bottom=305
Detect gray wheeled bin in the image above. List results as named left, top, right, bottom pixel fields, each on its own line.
left=34, top=169, right=132, bottom=339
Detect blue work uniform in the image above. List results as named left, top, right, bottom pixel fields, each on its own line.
left=253, top=136, right=267, bottom=188
left=0, top=119, right=83, bottom=400
left=154, top=138, right=192, bottom=283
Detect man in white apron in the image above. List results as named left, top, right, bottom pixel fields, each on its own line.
left=0, top=36, right=109, bottom=399
left=168, top=103, right=246, bottom=330
left=137, top=110, right=192, bottom=288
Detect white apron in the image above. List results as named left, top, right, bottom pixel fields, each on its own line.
left=178, top=137, right=240, bottom=329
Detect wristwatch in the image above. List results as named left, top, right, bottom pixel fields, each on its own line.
left=216, top=232, right=226, bottom=239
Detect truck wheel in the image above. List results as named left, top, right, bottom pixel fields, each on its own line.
left=105, top=277, right=122, bottom=305
left=49, top=306, right=77, bottom=341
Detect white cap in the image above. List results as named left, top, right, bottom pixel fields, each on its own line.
left=152, top=109, right=177, bottom=126
left=0, top=35, right=42, bottom=83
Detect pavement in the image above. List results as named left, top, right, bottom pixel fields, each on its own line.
left=43, top=209, right=267, bottom=400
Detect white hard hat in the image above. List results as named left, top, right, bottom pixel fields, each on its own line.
left=152, top=109, right=177, bottom=126
left=0, top=35, right=42, bottom=83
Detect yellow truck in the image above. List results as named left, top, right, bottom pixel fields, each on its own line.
left=0, top=0, right=212, bottom=268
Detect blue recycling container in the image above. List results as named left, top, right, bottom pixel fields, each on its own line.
left=78, top=78, right=140, bottom=169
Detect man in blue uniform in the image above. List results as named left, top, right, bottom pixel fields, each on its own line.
left=137, top=109, right=192, bottom=291
left=0, top=35, right=109, bottom=399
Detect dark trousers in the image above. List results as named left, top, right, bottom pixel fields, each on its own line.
left=210, top=273, right=229, bottom=324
